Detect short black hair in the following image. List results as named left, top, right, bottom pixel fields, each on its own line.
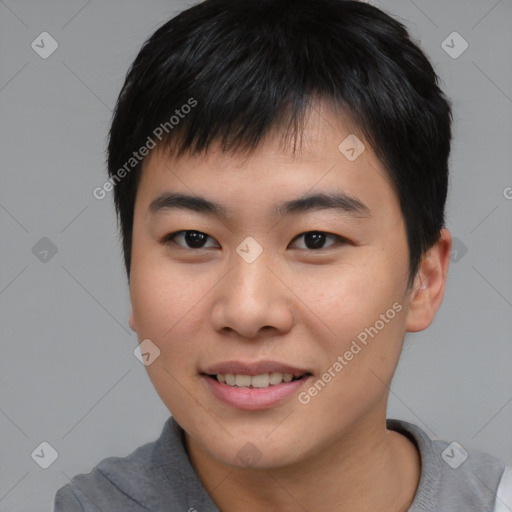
left=107, top=0, right=453, bottom=288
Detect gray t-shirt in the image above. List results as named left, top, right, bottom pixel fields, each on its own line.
left=53, top=416, right=506, bottom=511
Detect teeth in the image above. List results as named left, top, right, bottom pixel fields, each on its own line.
left=269, top=372, right=284, bottom=385
left=251, top=374, right=269, bottom=388
left=235, top=374, right=252, bottom=387
left=215, top=372, right=300, bottom=388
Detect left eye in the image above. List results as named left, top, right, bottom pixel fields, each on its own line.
left=163, top=230, right=220, bottom=249
left=289, top=231, right=342, bottom=250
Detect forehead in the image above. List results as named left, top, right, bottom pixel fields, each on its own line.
left=136, top=102, right=397, bottom=218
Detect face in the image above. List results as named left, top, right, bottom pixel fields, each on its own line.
left=129, top=105, right=421, bottom=470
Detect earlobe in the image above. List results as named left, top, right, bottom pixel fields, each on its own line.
left=405, top=228, right=452, bottom=332
left=129, top=311, right=137, bottom=332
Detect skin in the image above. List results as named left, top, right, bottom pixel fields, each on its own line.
left=128, top=102, right=452, bottom=511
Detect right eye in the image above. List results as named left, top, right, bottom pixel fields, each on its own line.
left=161, top=230, right=221, bottom=250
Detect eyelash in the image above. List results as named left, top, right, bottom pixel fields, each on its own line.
left=160, top=230, right=348, bottom=251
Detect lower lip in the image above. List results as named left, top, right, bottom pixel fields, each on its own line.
left=202, top=375, right=310, bottom=411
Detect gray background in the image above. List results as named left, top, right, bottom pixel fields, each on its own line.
left=1, top=0, right=511, bottom=510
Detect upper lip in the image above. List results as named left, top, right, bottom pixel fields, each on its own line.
left=202, top=360, right=310, bottom=377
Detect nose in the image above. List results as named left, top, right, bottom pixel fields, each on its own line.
left=210, top=253, right=294, bottom=339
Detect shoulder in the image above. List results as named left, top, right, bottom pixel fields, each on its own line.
left=387, top=419, right=508, bottom=512
left=53, top=417, right=195, bottom=512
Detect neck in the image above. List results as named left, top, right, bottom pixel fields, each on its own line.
left=185, top=413, right=421, bottom=512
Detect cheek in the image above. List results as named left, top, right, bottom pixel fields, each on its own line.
left=129, top=253, right=212, bottom=364
left=300, top=257, right=404, bottom=335
left=295, top=252, right=407, bottom=397
left=129, top=261, right=210, bottom=413
left=296, top=271, right=406, bottom=424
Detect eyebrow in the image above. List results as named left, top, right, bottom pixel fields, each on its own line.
left=275, top=192, right=371, bottom=218
left=148, top=191, right=371, bottom=219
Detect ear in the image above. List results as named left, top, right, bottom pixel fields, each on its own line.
left=405, top=228, right=452, bottom=332
left=129, top=310, right=137, bottom=332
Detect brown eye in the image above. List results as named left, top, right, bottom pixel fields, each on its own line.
left=163, top=230, right=220, bottom=249
left=290, top=231, right=342, bottom=250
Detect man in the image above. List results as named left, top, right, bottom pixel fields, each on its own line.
left=55, top=1, right=511, bottom=510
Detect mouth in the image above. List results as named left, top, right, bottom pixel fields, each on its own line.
left=200, top=361, right=312, bottom=410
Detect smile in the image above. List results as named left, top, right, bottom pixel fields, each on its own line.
left=200, top=361, right=312, bottom=410
left=211, top=372, right=307, bottom=388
